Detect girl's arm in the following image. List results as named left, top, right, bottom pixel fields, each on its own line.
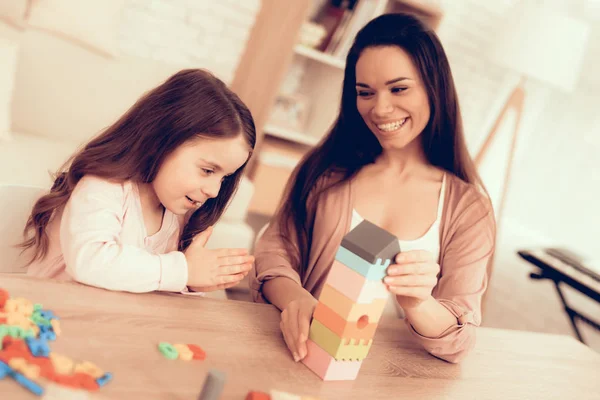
left=60, top=176, right=188, bottom=293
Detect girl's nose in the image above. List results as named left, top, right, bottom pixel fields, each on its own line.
left=202, top=180, right=221, bottom=199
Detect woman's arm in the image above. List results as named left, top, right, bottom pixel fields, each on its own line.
left=263, top=276, right=315, bottom=312
left=406, top=199, right=495, bottom=363
left=249, top=215, right=305, bottom=304
left=61, top=176, right=188, bottom=293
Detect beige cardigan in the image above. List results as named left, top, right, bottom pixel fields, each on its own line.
left=250, top=172, right=496, bottom=363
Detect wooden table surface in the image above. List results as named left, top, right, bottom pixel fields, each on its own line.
left=1, top=274, right=599, bottom=399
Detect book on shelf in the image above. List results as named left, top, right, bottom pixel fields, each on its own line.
left=312, top=0, right=385, bottom=59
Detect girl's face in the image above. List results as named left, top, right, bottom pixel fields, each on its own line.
left=152, top=134, right=250, bottom=215
left=355, top=46, right=431, bottom=151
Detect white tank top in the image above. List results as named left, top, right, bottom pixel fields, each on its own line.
left=350, top=173, right=446, bottom=263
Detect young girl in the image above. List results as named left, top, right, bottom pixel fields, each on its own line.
left=251, top=14, right=496, bottom=363
left=21, top=69, right=256, bottom=294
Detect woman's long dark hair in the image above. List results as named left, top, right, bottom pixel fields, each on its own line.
left=21, top=69, right=256, bottom=263
left=277, top=13, right=486, bottom=278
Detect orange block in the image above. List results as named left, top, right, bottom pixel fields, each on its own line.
left=0, top=288, right=9, bottom=308
left=313, top=301, right=377, bottom=341
left=246, top=391, right=271, bottom=400
left=326, top=260, right=389, bottom=304
left=187, top=344, right=206, bottom=360
left=317, top=284, right=387, bottom=325
left=301, top=339, right=362, bottom=381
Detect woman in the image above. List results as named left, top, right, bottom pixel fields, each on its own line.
left=251, top=13, right=495, bottom=363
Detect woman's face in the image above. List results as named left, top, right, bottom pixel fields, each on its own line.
left=355, top=46, right=431, bottom=151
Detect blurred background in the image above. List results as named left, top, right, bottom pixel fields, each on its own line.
left=0, top=0, right=598, bottom=351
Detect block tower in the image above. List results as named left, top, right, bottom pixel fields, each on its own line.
left=302, top=220, right=400, bottom=381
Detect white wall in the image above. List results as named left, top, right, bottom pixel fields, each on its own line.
left=117, top=0, right=262, bottom=85
left=437, top=0, right=599, bottom=257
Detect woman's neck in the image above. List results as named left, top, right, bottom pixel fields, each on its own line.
left=376, top=138, right=429, bottom=176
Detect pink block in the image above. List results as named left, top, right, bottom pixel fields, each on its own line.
left=327, top=260, right=388, bottom=303
left=301, top=339, right=362, bottom=381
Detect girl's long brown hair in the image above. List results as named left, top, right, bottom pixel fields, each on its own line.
left=277, top=13, right=487, bottom=279
left=21, top=68, right=256, bottom=264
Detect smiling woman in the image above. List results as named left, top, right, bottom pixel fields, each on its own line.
left=252, top=13, right=496, bottom=365
left=355, top=47, right=431, bottom=150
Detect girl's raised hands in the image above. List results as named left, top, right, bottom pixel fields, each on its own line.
left=184, top=227, right=254, bottom=292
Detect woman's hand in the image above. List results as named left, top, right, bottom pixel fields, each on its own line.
left=384, top=250, right=440, bottom=310
left=280, top=296, right=318, bottom=362
left=184, top=227, right=254, bottom=291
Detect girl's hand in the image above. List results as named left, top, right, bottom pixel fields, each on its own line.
left=280, top=296, right=317, bottom=362
left=184, top=227, right=254, bottom=291
left=384, top=250, right=440, bottom=310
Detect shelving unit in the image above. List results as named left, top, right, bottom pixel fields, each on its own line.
left=263, top=123, right=321, bottom=146
left=293, top=44, right=346, bottom=70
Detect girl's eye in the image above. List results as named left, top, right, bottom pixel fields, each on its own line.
left=391, top=87, right=407, bottom=94
left=202, top=169, right=214, bottom=176
left=357, top=91, right=373, bottom=97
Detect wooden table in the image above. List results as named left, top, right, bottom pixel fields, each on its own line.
left=1, top=275, right=599, bottom=400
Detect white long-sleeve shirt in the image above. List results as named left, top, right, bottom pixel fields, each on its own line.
left=26, top=175, right=188, bottom=293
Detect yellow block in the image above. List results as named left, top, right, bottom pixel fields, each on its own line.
left=74, top=361, right=104, bottom=379
left=9, top=357, right=40, bottom=380
left=318, top=284, right=387, bottom=324
left=174, top=344, right=193, bottom=361
left=308, top=319, right=372, bottom=361
left=50, top=353, right=74, bottom=375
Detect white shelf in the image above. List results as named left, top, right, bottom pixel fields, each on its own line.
left=293, top=45, right=345, bottom=70
left=263, top=123, right=320, bottom=146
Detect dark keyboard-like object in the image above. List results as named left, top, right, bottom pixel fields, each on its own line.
left=544, top=248, right=600, bottom=283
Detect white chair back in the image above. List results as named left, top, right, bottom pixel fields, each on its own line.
left=0, top=184, right=46, bottom=273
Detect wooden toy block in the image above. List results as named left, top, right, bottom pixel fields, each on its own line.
left=158, top=342, right=178, bottom=359
left=53, top=372, right=100, bottom=391
left=335, top=246, right=390, bottom=281
left=271, top=389, right=301, bottom=399
left=13, top=371, right=44, bottom=395
left=96, top=372, right=112, bottom=387
left=301, top=339, right=362, bottom=381
left=0, top=288, right=9, bottom=308
left=173, top=344, right=193, bottom=361
left=326, top=260, right=389, bottom=303
left=49, top=353, right=74, bottom=375
left=0, top=360, right=11, bottom=379
left=341, top=220, right=400, bottom=265
left=187, top=344, right=206, bottom=360
left=309, top=319, right=372, bottom=360
left=7, top=311, right=33, bottom=330
left=317, top=284, right=387, bottom=325
left=9, top=357, right=41, bottom=380
left=5, top=298, right=34, bottom=316
left=25, top=337, right=50, bottom=357
left=313, top=301, right=378, bottom=341
left=74, top=361, right=104, bottom=379
left=245, top=391, right=271, bottom=400
left=198, top=368, right=226, bottom=400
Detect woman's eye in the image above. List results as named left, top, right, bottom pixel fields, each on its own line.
left=391, top=87, right=407, bottom=94
left=357, top=91, right=373, bottom=97
left=202, top=169, right=214, bottom=175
